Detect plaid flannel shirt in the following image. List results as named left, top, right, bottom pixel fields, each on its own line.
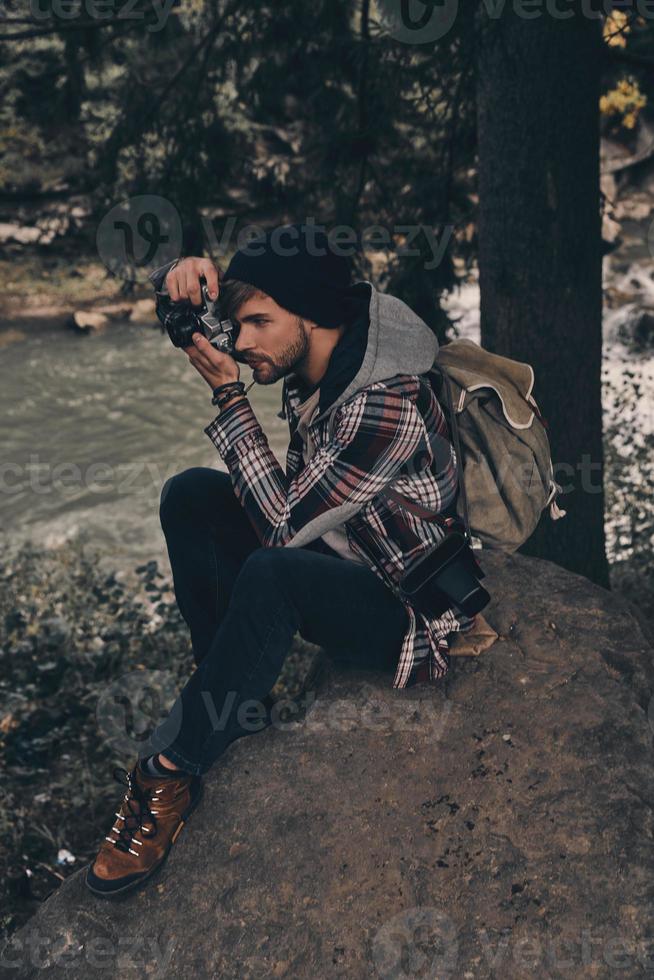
left=203, top=370, right=475, bottom=689
left=148, top=258, right=474, bottom=688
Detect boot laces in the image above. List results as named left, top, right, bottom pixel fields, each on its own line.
left=104, top=766, right=165, bottom=856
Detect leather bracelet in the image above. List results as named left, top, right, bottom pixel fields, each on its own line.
left=216, top=390, right=246, bottom=410
left=212, top=381, right=245, bottom=406
left=212, top=377, right=257, bottom=408
left=212, top=380, right=243, bottom=396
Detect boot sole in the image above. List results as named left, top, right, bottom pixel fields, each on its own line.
left=85, top=778, right=204, bottom=899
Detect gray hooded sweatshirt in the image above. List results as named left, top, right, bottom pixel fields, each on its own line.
left=279, top=280, right=439, bottom=559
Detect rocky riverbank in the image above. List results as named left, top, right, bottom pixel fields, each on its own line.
left=0, top=253, right=157, bottom=348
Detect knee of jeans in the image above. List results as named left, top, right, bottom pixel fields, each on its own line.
left=159, top=467, right=224, bottom=529
left=159, top=469, right=192, bottom=527
left=232, top=546, right=287, bottom=596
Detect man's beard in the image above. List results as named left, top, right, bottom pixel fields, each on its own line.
left=249, top=317, right=309, bottom=385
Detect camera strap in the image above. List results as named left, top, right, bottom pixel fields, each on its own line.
left=435, top=363, right=472, bottom=543
left=381, top=488, right=453, bottom=525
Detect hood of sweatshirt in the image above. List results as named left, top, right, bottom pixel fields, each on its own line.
left=278, top=280, right=439, bottom=427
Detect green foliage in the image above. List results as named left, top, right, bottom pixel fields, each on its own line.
left=0, top=0, right=481, bottom=337
left=1, top=2, right=653, bottom=306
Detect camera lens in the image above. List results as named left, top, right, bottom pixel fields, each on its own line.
left=166, top=307, right=202, bottom=348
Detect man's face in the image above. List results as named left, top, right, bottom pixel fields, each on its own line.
left=231, top=293, right=310, bottom=385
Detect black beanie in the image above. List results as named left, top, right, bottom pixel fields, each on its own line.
left=221, top=223, right=357, bottom=328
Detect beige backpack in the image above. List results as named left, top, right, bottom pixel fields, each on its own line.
left=428, top=338, right=566, bottom=553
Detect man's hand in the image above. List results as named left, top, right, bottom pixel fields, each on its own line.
left=166, top=256, right=221, bottom=306
left=165, top=257, right=239, bottom=395
left=185, top=332, right=240, bottom=391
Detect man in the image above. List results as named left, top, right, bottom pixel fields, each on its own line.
left=85, top=223, right=474, bottom=899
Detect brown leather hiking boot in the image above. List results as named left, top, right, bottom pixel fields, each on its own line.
left=85, top=762, right=203, bottom=898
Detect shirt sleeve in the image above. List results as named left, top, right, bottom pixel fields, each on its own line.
left=148, top=259, right=182, bottom=333
left=203, top=383, right=455, bottom=548
left=147, top=258, right=180, bottom=294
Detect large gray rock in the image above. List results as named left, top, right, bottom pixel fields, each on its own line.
left=2, top=553, right=654, bottom=979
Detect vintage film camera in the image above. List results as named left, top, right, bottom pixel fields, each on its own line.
left=158, top=274, right=247, bottom=362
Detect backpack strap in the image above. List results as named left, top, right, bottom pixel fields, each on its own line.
left=380, top=364, right=473, bottom=545
left=382, top=487, right=451, bottom=523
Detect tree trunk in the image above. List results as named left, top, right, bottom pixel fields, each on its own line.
left=475, top=6, right=609, bottom=587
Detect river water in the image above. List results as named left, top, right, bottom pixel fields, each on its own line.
left=0, top=322, right=288, bottom=572
left=2, top=276, right=653, bottom=575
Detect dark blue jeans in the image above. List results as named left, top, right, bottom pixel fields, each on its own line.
left=147, top=467, right=409, bottom=775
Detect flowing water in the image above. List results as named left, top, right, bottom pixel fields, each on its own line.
left=0, top=322, right=288, bottom=572
left=2, top=264, right=653, bottom=575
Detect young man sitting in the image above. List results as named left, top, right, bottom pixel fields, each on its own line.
left=85, top=223, right=473, bottom=898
